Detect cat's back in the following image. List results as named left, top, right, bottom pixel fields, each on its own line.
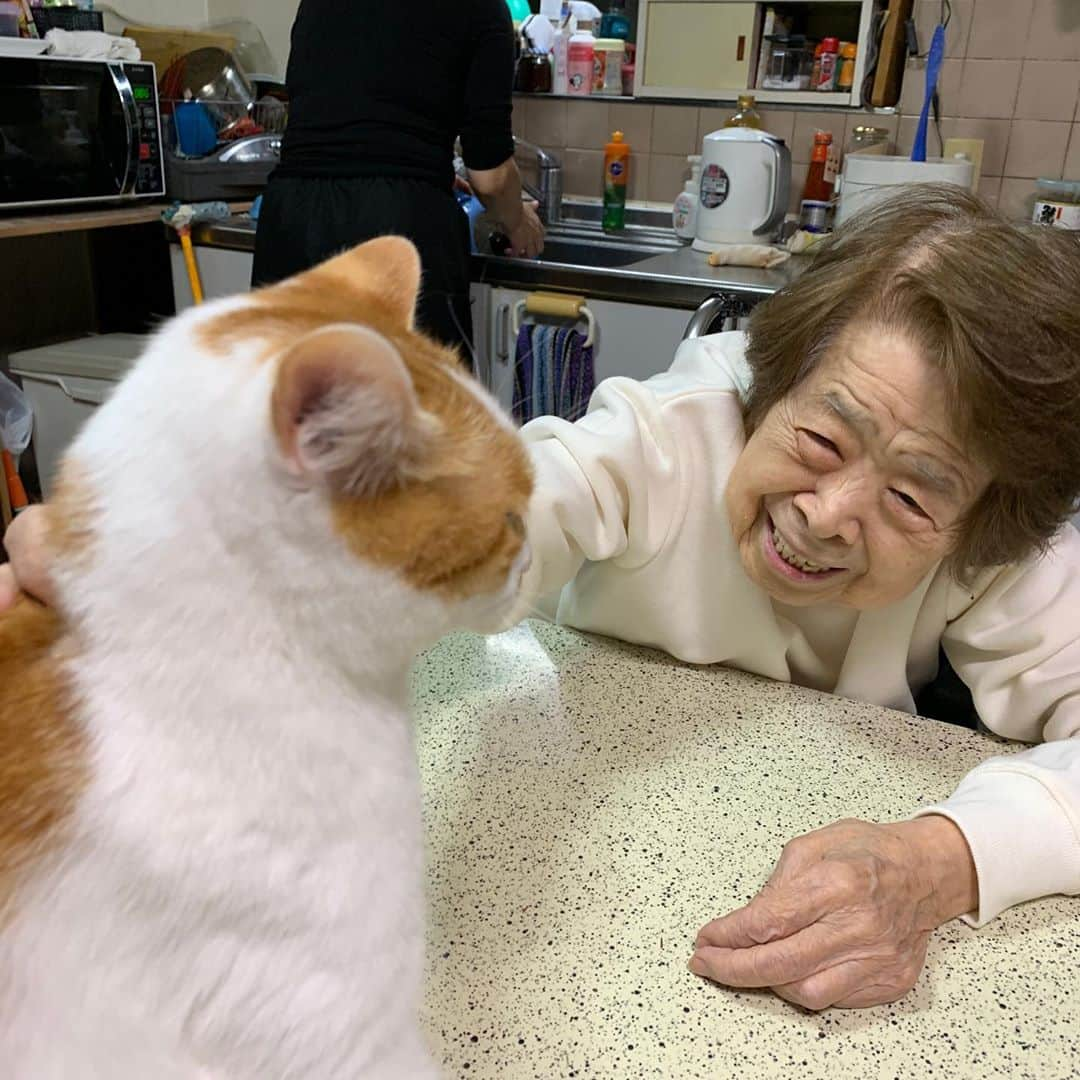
left=0, top=598, right=86, bottom=925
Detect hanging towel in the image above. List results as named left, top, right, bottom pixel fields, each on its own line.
left=512, top=322, right=595, bottom=425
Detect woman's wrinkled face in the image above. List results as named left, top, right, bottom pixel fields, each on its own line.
left=726, top=326, right=989, bottom=609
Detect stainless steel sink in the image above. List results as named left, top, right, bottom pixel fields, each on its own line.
left=537, top=237, right=676, bottom=268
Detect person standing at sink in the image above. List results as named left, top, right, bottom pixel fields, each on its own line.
left=251, top=0, right=545, bottom=359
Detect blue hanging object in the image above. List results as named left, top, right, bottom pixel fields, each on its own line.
left=912, top=24, right=945, bottom=162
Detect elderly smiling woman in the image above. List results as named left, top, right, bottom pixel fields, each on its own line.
left=517, top=185, right=1080, bottom=1009
left=2, top=185, right=1078, bottom=1013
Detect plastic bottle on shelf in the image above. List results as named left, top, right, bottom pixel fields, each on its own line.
left=594, top=38, right=625, bottom=95
left=551, top=3, right=571, bottom=95
left=816, top=37, right=840, bottom=91
left=672, top=154, right=703, bottom=240
left=799, top=130, right=836, bottom=232
left=837, top=42, right=857, bottom=93
left=723, top=94, right=763, bottom=129
left=809, top=41, right=824, bottom=90
left=599, top=0, right=631, bottom=40
left=567, top=29, right=595, bottom=96
left=603, top=130, right=630, bottom=231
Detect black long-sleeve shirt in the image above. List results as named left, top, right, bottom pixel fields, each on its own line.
left=276, top=0, right=516, bottom=189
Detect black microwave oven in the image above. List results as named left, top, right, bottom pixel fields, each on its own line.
left=0, top=55, right=165, bottom=210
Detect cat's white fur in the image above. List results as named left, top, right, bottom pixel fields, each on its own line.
left=0, top=295, right=531, bottom=1079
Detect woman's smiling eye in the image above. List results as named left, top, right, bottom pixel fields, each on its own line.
left=798, top=429, right=842, bottom=460
left=891, top=488, right=929, bottom=518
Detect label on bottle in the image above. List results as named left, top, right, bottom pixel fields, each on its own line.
left=700, top=163, right=730, bottom=209
left=1033, top=200, right=1080, bottom=229
left=824, top=146, right=840, bottom=185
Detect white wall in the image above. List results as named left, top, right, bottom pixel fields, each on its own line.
left=207, top=0, right=297, bottom=79
left=105, top=0, right=210, bottom=28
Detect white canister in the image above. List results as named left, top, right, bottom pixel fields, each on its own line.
left=835, top=154, right=975, bottom=225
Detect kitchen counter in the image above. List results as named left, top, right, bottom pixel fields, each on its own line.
left=179, top=214, right=808, bottom=308
left=471, top=242, right=806, bottom=308
left=0, top=200, right=252, bottom=241
left=415, top=621, right=1080, bottom=1079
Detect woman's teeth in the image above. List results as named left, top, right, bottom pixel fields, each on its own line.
left=772, top=526, right=829, bottom=574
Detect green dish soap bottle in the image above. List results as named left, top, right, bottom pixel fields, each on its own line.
left=603, top=131, right=629, bottom=231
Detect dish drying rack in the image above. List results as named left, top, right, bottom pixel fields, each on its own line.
left=161, top=97, right=287, bottom=149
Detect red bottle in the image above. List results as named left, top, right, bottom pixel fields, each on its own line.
left=799, top=130, right=836, bottom=232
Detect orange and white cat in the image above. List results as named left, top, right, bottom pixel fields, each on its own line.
left=0, top=237, right=533, bottom=1079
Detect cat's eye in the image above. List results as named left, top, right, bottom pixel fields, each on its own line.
left=505, top=511, right=525, bottom=538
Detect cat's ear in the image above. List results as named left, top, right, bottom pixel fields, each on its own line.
left=309, top=236, right=421, bottom=330
left=271, top=324, right=439, bottom=497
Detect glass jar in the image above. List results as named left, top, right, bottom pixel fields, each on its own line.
left=1033, top=178, right=1080, bottom=229
left=847, top=125, right=890, bottom=155
left=761, top=37, right=812, bottom=90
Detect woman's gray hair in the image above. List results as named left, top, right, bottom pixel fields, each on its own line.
left=743, top=183, right=1080, bottom=577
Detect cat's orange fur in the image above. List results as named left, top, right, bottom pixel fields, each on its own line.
left=0, top=600, right=85, bottom=926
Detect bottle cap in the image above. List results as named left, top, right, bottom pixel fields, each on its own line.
left=822, top=37, right=840, bottom=51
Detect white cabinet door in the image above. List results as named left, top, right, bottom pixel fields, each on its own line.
left=483, top=285, right=694, bottom=417
left=639, top=0, right=757, bottom=96
left=170, top=245, right=254, bottom=313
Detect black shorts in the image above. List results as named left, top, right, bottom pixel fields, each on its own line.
left=252, top=174, right=473, bottom=362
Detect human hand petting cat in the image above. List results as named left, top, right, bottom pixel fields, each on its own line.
left=0, top=505, right=54, bottom=611
left=688, top=816, right=978, bottom=1010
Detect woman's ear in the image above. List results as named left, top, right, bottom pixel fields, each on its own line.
left=271, top=324, right=439, bottom=497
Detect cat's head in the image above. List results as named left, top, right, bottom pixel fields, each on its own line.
left=196, top=236, right=534, bottom=637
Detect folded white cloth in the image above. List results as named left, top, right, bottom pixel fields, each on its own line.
left=44, top=28, right=141, bottom=61
left=706, top=244, right=790, bottom=269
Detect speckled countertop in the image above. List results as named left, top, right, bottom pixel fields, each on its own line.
left=413, top=621, right=1080, bottom=1080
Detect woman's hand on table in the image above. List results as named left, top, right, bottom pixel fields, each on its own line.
left=688, top=816, right=978, bottom=1010
left=0, top=505, right=55, bottom=612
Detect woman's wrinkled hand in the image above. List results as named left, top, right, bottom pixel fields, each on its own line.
left=0, top=505, right=56, bottom=612
left=688, top=816, right=978, bottom=1010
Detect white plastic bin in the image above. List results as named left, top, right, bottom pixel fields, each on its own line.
left=9, top=334, right=143, bottom=496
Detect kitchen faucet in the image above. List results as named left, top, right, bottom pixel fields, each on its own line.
left=513, top=137, right=562, bottom=225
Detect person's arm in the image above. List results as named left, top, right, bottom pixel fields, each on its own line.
left=0, top=505, right=55, bottom=611
left=690, top=529, right=1080, bottom=1010
left=458, top=0, right=544, bottom=258
left=519, top=333, right=754, bottom=612
left=467, top=157, right=544, bottom=258
left=914, top=528, right=1080, bottom=924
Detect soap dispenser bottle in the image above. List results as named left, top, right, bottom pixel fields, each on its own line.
left=673, top=154, right=702, bottom=240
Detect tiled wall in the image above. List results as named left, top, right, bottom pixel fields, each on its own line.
left=513, top=0, right=1080, bottom=220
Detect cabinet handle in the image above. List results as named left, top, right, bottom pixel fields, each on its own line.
left=495, top=302, right=511, bottom=365
left=737, top=35, right=746, bottom=62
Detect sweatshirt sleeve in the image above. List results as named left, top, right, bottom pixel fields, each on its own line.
left=914, top=526, right=1080, bottom=924
left=519, top=332, right=751, bottom=609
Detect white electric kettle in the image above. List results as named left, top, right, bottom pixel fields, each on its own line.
left=692, top=127, right=791, bottom=250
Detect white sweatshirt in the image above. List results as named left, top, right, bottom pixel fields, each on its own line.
left=521, top=332, right=1080, bottom=925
